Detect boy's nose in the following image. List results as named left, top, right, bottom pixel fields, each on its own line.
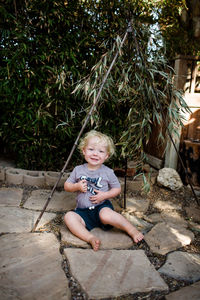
left=93, top=150, right=98, bottom=155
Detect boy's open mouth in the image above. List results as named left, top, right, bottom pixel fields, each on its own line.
left=91, top=158, right=98, bottom=161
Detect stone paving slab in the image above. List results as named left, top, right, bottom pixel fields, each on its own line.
left=0, top=187, right=23, bottom=206
left=153, top=199, right=182, bottom=211
left=165, top=280, right=200, bottom=300
left=126, top=196, right=150, bottom=213
left=0, top=233, right=70, bottom=300
left=23, top=189, right=76, bottom=212
left=146, top=211, right=188, bottom=227
left=121, top=212, right=153, bottom=233
left=64, top=248, right=168, bottom=299
left=144, top=222, right=194, bottom=255
left=159, top=251, right=200, bottom=282
left=0, top=207, right=56, bottom=233
left=61, top=225, right=134, bottom=249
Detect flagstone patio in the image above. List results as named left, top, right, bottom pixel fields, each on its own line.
left=0, top=163, right=200, bottom=299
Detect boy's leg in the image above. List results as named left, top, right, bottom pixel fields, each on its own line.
left=99, top=207, right=144, bottom=243
left=64, top=211, right=100, bottom=251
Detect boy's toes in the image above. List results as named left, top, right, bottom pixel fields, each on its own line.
left=134, top=232, right=144, bottom=243
left=89, top=236, right=101, bottom=251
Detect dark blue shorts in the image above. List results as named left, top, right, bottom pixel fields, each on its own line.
left=74, top=200, right=114, bottom=231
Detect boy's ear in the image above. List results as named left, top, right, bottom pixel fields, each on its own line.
left=105, top=153, right=109, bottom=160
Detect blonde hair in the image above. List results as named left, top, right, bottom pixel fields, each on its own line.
left=78, top=130, right=115, bottom=158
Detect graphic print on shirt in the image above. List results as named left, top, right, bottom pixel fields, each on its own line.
left=80, top=175, right=103, bottom=195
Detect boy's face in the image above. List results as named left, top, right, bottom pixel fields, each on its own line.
left=83, top=136, right=109, bottom=169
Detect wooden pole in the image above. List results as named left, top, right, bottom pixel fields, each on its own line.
left=123, top=157, right=127, bottom=209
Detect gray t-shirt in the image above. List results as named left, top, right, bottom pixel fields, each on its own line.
left=66, top=163, right=121, bottom=209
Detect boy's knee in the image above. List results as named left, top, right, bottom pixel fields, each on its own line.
left=64, top=211, right=74, bottom=224
left=99, top=208, right=112, bottom=224
left=64, top=211, right=85, bottom=227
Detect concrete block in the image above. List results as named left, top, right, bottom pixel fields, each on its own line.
left=0, top=167, right=5, bottom=181
left=5, top=168, right=25, bottom=185
left=23, top=170, right=45, bottom=187
left=45, top=171, right=69, bottom=188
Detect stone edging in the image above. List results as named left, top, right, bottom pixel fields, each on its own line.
left=0, top=166, right=69, bottom=187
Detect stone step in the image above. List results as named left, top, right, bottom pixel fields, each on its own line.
left=0, top=207, right=56, bottom=233
left=23, top=189, right=76, bottom=212
left=0, top=233, right=71, bottom=300
left=144, top=222, right=195, bottom=255
left=159, top=251, right=200, bottom=282
left=64, top=248, right=168, bottom=299
left=0, top=187, right=23, bottom=207
left=60, top=225, right=134, bottom=250
left=165, top=281, right=200, bottom=300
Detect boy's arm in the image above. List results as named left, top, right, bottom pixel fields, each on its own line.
left=64, top=180, right=87, bottom=193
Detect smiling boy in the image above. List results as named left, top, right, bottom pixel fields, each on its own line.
left=64, top=130, right=144, bottom=251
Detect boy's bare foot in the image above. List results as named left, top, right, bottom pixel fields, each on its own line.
left=88, top=236, right=101, bottom=251
left=130, top=229, right=144, bottom=243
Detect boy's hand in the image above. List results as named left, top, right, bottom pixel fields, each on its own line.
left=78, top=179, right=87, bottom=193
left=90, top=190, right=105, bottom=204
